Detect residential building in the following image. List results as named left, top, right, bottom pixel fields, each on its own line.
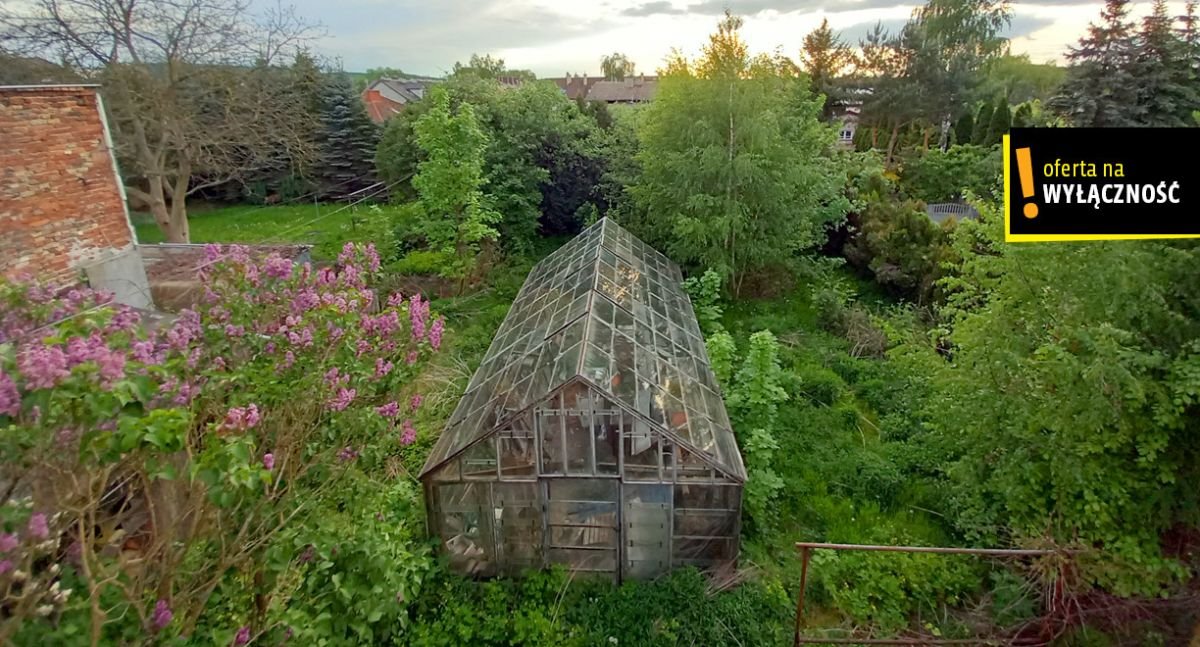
left=362, top=77, right=437, bottom=123
left=0, top=84, right=153, bottom=308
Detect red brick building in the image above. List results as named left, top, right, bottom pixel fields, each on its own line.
left=0, top=84, right=151, bottom=306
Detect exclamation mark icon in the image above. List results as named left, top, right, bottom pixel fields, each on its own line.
left=1016, top=147, right=1038, bottom=218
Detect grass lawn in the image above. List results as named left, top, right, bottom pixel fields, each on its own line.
left=132, top=203, right=364, bottom=245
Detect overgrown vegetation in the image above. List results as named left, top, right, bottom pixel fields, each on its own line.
left=5, top=0, right=1200, bottom=643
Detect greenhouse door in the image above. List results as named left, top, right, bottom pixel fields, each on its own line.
left=490, top=482, right=543, bottom=575
left=621, top=483, right=671, bottom=580
left=544, top=479, right=619, bottom=581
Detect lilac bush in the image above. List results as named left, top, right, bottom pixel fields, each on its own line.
left=0, top=242, right=443, bottom=643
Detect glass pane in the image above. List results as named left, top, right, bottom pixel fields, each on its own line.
left=498, top=415, right=536, bottom=480
left=461, top=438, right=497, bottom=480
left=623, top=423, right=660, bottom=481
left=592, top=396, right=620, bottom=475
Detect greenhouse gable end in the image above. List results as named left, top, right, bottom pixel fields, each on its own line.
left=420, top=218, right=744, bottom=582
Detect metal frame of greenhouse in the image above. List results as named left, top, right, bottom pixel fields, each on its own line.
left=419, top=218, right=746, bottom=582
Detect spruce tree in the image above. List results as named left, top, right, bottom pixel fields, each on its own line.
left=971, top=100, right=993, bottom=144
left=1050, top=0, right=1140, bottom=126
left=315, top=73, right=380, bottom=200
left=986, top=100, right=1011, bottom=145
left=1133, top=0, right=1199, bottom=126
left=953, top=111, right=974, bottom=144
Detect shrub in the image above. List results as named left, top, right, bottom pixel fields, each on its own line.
left=0, top=242, right=443, bottom=643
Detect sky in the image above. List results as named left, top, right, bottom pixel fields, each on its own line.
left=282, top=0, right=1186, bottom=77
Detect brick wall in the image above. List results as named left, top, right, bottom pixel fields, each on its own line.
left=0, top=85, right=135, bottom=284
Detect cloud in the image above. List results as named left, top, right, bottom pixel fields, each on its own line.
left=1004, top=13, right=1056, bottom=38
left=836, top=17, right=909, bottom=44
left=622, top=1, right=687, bottom=16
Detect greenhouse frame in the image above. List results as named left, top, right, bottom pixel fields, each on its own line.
left=419, top=219, right=745, bottom=582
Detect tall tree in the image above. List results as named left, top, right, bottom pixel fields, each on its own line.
left=1133, top=0, right=1200, bottom=126
left=971, top=100, right=993, bottom=144
left=451, top=53, right=535, bottom=82
left=410, top=87, right=499, bottom=284
left=984, top=99, right=1011, bottom=145
left=1050, top=0, right=1140, bottom=126
left=0, top=0, right=320, bottom=242
left=953, top=111, right=974, bottom=144
left=633, top=11, right=848, bottom=295
left=314, top=74, right=379, bottom=200
left=600, top=52, right=637, bottom=80
left=800, top=18, right=856, bottom=117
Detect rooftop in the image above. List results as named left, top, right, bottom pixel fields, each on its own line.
left=420, top=218, right=744, bottom=481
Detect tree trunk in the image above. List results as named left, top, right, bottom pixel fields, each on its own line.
left=886, top=125, right=901, bottom=165
left=167, top=199, right=190, bottom=243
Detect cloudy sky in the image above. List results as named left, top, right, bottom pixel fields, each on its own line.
left=283, top=0, right=1183, bottom=76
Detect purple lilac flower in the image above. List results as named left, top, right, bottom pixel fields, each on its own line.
left=27, top=512, right=48, bottom=540
left=336, top=446, right=359, bottom=462
left=244, top=404, right=261, bottom=428
left=328, top=388, right=356, bottom=412
left=263, top=254, right=293, bottom=280
left=65, top=334, right=104, bottom=364
left=0, top=533, right=17, bottom=552
left=19, top=345, right=70, bottom=390
left=223, top=404, right=260, bottom=431
left=287, top=327, right=314, bottom=348
left=211, top=357, right=227, bottom=371
left=233, top=625, right=251, bottom=646
left=0, top=371, right=19, bottom=417
left=0, top=560, right=11, bottom=575
left=291, top=288, right=319, bottom=314
left=387, top=292, right=405, bottom=308
left=355, top=340, right=371, bottom=358
left=409, top=394, right=423, bottom=412
left=152, top=599, right=173, bottom=630
left=316, top=267, right=336, bottom=286
left=96, top=349, right=126, bottom=384
left=298, top=544, right=315, bottom=564
left=429, top=317, right=445, bottom=351
left=409, top=295, right=428, bottom=341
left=224, top=324, right=245, bottom=338
left=108, top=307, right=141, bottom=332
left=337, top=242, right=357, bottom=266
left=282, top=351, right=296, bottom=369
left=400, top=420, right=417, bottom=446
left=374, top=358, right=393, bottom=379
left=131, top=340, right=156, bottom=364
left=203, top=243, right=223, bottom=262
left=405, top=350, right=418, bottom=366
left=363, top=244, right=381, bottom=273
left=229, top=244, right=251, bottom=265
left=262, top=453, right=275, bottom=471
left=339, top=265, right=361, bottom=288
left=376, top=402, right=399, bottom=419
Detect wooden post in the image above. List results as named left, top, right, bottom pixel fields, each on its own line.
left=794, top=545, right=811, bottom=647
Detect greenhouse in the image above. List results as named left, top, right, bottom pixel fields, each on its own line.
left=419, top=219, right=745, bottom=582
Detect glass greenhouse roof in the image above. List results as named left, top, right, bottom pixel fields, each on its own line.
left=420, top=219, right=746, bottom=481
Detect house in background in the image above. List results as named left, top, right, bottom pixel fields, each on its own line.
left=548, top=74, right=658, bottom=104
left=0, top=84, right=153, bottom=308
left=362, top=77, right=437, bottom=123
left=829, top=101, right=861, bottom=150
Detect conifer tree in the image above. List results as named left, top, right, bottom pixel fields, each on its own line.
left=800, top=18, right=855, bottom=117
left=953, top=111, right=974, bottom=144
left=971, top=100, right=993, bottom=144
left=315, top=73, right=379, bottom=200
left=985, top=100, right=1011, bottom=145
left=1050, top=0, right=1140, bottom=126
left=1133, top=0, right=1200, bottom=126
